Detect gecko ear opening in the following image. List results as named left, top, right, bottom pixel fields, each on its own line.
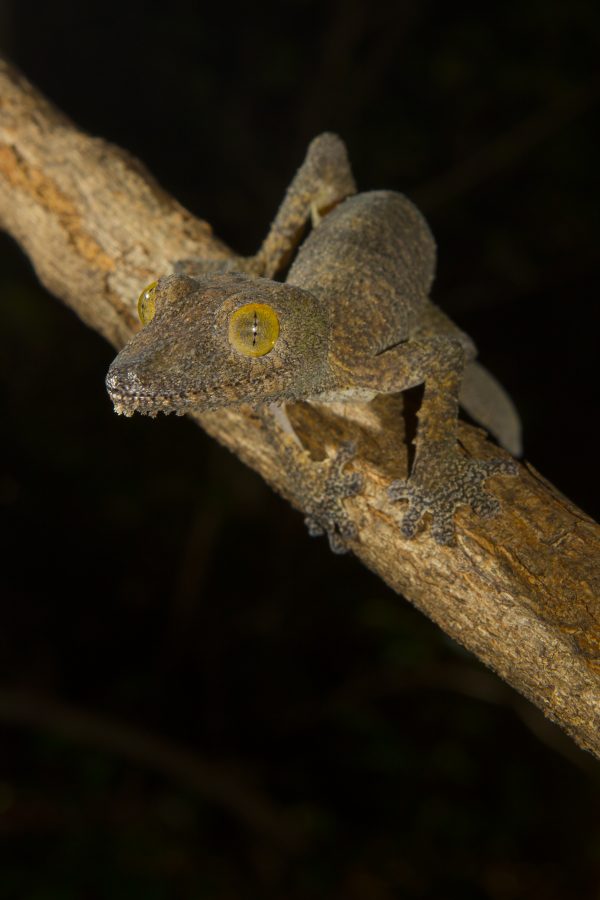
left=137, top=281, right=158, bottom=325
left=228, top=302, right=280, bottom=357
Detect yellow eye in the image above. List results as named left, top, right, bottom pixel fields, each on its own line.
left=228, top=303, right=280, bottom=357
left=137, top=281, right=158, bottom=325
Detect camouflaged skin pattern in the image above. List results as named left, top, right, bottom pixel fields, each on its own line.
left=107, top=133, right=519, bottom=548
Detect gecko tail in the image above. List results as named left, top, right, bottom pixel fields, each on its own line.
left=459, top=361, right=522, bottom=457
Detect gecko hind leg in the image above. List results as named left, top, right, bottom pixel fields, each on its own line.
left=353, top=333, right=518, bottom=544
left=389, top=453, right=517, bottom=545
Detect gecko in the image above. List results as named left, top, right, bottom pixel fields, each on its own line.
left=106, top=133, right=520, bottom=552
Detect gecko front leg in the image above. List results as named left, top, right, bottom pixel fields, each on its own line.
left=261, top=406, right=362, bottom=554
left=298, top=442, right=363, bottom=554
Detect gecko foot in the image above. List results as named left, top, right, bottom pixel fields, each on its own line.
left=388, top=453, right=517, bottom=545
left=293, top=442, right=363, bottom=554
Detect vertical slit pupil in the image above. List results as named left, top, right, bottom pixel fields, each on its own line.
left=252, top=311, right=258, bottom=346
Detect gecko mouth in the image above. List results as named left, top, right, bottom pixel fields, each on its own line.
left=106, top=386, right=222, bottom=418
left=106, top=369, right=211, bottom=417
left=109, top=391, right=186, bottom=417
left=105, top=368, right=260, bottom=417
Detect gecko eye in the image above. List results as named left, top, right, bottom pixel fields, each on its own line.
left=228, top=303, right=280, bottom=357
left=137, top=281, right=158, bottom=325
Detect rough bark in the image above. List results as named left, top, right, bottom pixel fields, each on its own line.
left=1, top=59, right=598, bottom=759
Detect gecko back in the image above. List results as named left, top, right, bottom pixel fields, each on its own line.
left=287, top=191, right=437, bottom=354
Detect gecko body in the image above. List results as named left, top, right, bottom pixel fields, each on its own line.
left=107, top=134, right=519, bottom=549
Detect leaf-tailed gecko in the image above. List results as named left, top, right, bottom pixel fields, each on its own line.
left=106, top=133, right=519, bottom=551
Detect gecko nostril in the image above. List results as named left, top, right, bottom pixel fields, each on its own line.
left=105, top=367, right=120, bottom=393
left=105, top=365, right=136, bottom=397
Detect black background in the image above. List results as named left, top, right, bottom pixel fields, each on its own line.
left=0, top=1, right=599, bottom=897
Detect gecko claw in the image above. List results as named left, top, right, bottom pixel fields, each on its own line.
left=305, top=517, right=325, bottom=539
left=305, top=514, right=355, bottom=555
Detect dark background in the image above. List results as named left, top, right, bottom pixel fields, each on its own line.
left=0, top=1, right=599, bottom=897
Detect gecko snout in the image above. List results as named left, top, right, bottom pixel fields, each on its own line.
left=105, top=361, right=166, bottom=417
left=105, top=363, right=141, bottom=415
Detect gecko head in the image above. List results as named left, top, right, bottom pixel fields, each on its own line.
left=106, top=272, right=331, bottom=416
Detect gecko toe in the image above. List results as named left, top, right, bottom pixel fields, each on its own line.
left=305, top=516, right=325, bottom=538
left=389, top=479, right=428, bottom=538
left=343, top=472, right=364, bottom=497
left=332, top=441, right=358, bottom=472
left=327, top=531, right=350, bottom=554
left=480, top=457, right=518, bottom=477
left=431, top=513, right=456, bottom=545
left=482, top=499, right=501, bottom=519
left=471, top=492, right=501, bottom=519
left=400, top=501, right=426, bottom=539
left=388, top=479, right=410, bottom=502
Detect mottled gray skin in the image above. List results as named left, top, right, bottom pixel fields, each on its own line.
left=107, top=133, right=520, bottom=550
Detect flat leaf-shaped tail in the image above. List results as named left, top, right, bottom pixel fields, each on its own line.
left=459, top=361, right=522, bottom=456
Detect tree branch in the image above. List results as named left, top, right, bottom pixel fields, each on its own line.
left=1, top=59, right=599, bottom=759
left=0, top=688, right=305, bottom=849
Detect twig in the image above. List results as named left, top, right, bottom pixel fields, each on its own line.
left=0, top=688, right=305, bottom=849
